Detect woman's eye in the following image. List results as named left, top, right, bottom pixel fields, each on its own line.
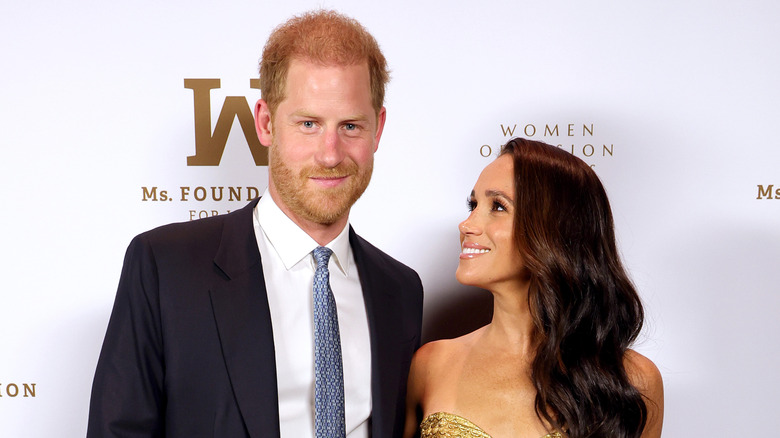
left=467, top=198, right=477, bottom=212
left=492, top=201, right=506, bottom=212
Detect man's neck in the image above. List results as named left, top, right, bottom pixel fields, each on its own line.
left=267, top=189, right=349, bottom=246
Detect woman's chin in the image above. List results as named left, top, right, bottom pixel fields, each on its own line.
left=455, top=270, right=483, bottom=288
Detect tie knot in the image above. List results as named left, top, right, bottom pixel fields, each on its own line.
left=313, top=246, right=333, bottom=268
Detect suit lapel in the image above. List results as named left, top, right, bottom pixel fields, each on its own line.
left=206, top=210, right=407, bottom=438
left=350, top=229, right=406, bottom=438
left=209, top=199, right=281, bottom=438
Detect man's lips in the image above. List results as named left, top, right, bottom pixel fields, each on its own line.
left=309, top=175, right=349, bottom=188
left=460, top=242, right=491, bottom=259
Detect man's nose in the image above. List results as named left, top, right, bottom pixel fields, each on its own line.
left=315, top=128, right=345, bottom=168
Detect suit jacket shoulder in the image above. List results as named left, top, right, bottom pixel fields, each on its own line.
left=88, top=199, right=274, bottom=438
left=349, top=230, right=421, bottom=287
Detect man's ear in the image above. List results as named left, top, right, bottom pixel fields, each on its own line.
left=373, top=106, right=387, bottom=153
left=254, top=99, right=273, bottom=147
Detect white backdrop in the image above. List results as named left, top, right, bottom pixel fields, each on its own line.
left=2, top=1, right=779, bottom=436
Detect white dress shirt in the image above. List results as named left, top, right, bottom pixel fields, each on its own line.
left=253, top=190, right=371, bottom=438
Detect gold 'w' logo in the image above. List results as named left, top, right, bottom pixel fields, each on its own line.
left=184, top=79, right=268, bottom=166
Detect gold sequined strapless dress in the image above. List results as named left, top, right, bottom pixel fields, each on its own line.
left=420, top=412, right=562, bottom=438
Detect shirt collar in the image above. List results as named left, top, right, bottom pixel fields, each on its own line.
left=255, top=189, right=351, bottom=276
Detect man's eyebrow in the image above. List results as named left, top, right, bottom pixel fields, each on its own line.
left=288, top=110, right=370, bottom=122
left=289, top=109, right=318, bottom=118
left=342, top=113, right=370, bottom=122
left=485, top=189, right=515, bottom=205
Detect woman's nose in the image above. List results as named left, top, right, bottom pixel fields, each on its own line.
left=459, top=213, right=479, bottom=235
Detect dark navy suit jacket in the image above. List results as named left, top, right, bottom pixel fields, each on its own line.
left=87, top=198, right=424, bottom=437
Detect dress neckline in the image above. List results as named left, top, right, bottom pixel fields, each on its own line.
left=421, top=412, right=562, bottom=438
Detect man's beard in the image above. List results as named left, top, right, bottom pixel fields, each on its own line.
left=269, top=146, right=373, bottom=225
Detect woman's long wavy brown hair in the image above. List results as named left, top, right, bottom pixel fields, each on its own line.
left=500, top=138, right=647, bottom=437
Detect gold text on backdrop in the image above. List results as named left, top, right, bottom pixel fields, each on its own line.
left=141, top=186, right=260, bottom=202
left=481, top=122, right=614, bottom=168
left=500, top=123, right=594, bottom=137
left=0, top=383, right=36, bottom=398
left=756, top=185, right=780, bottom=199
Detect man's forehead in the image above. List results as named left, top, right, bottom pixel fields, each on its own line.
left=270, top=62, right=376, bottom=121
left=286, top=57, right=369, bottom=72
left=279, top=59, right=372, bottom=101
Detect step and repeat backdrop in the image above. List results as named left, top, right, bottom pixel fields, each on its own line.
left=2, top=0, right=778, bottom=435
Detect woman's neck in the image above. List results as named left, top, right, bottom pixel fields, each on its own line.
left=483, top=286, right=536, bottom=357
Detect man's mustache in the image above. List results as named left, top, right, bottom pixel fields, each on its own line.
left=301, top=162, right=358, bottom=178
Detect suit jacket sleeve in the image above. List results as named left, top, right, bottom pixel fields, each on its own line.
left=87, top=200, right=275, bottom=438
left=87, top=234, right=165, bottom=437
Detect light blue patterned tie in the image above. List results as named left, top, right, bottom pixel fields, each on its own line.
left=312, top=247, right=346, bottom=438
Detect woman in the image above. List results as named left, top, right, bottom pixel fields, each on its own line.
left=405, top=138, right=663, bottom=438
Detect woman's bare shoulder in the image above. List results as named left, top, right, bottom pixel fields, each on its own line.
left=624, top=350, right=663, bottom=395
left=624, top=349, right=664, bottom=437
left=411, top=328, right=486, bottom=375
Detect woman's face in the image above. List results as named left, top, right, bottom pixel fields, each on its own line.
left=456, top=154, right=528, bottom=291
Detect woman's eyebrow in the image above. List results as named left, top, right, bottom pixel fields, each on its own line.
left=485, top=189, right=515, bottom=206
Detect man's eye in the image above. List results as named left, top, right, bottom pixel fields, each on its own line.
left=345, top=123, right=356, bottom=131
left=302, top=121, right=314, bottom=128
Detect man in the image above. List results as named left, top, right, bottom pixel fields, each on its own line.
left=87, top=10, right=423, bottom=438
